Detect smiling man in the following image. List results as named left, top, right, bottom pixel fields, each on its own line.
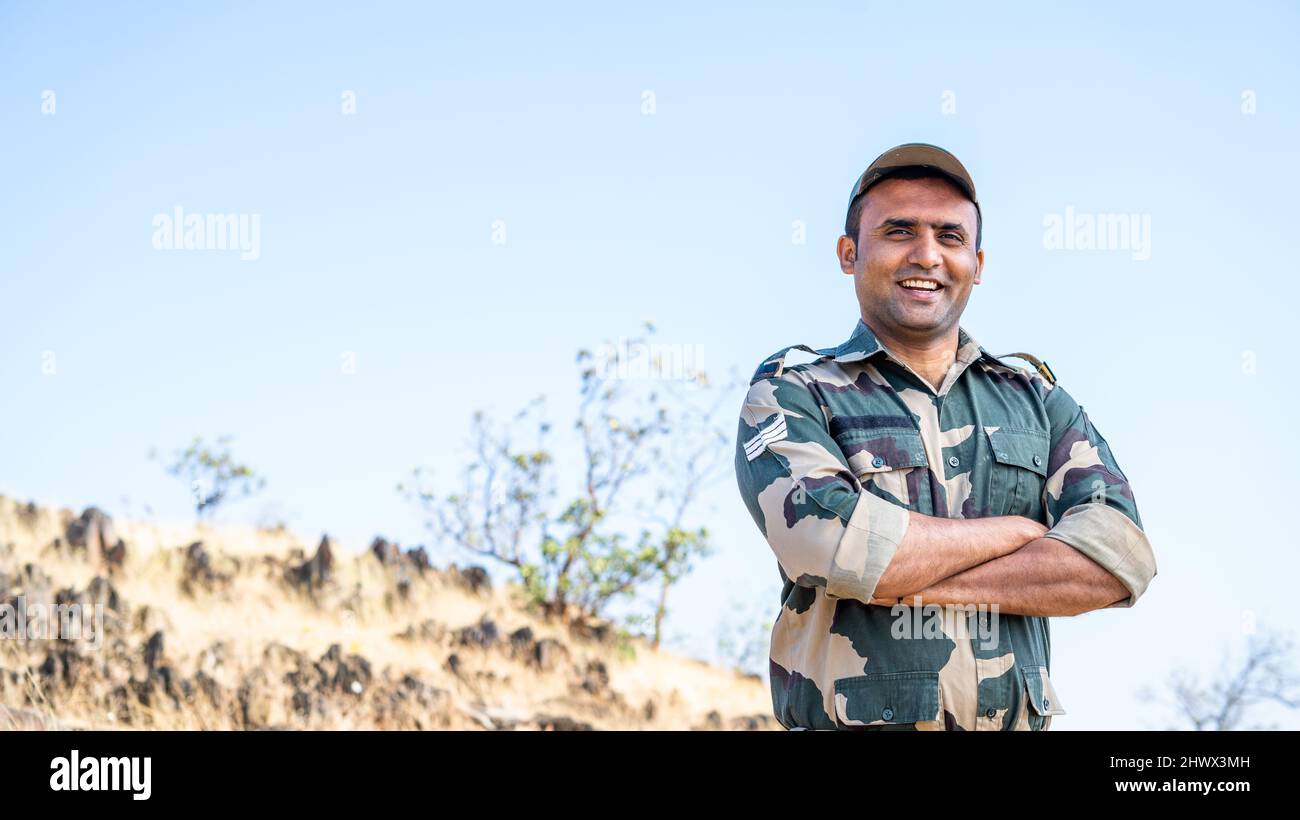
left=734, top=143, right=1157, bottom=731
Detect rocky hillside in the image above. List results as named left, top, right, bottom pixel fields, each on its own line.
left=0, top=495, right=773, bottom=730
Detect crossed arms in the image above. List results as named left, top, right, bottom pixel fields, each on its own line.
left=866, top=512, right=1131, bottom=617
left=734, top=369, right=1158, bottom=618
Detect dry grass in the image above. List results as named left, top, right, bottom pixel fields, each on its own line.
left=0, top=495, right=773, bottom=730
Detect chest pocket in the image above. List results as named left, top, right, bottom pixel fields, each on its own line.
left=831, top=423, right=928, bottom=509
left=985, top=427, right=1050, bottom=519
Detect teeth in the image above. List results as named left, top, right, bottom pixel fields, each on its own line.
left=900, top=279, right=939, bottom=290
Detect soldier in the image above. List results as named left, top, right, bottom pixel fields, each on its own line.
left=734, top=143, right=1156, bottom=731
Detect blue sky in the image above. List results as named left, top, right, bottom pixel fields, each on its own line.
left=2, top=0, right=1298, bottom=729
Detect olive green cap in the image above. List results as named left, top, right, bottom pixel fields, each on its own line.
left=846, top=143, right=979, bottom=232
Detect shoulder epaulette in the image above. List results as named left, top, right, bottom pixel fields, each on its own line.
left=995, top=351, right=1057, bottom=385
left=749, top=344, right=836, bottom=385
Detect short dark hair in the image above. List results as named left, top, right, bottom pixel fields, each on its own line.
left=844, top=166, right=982, bottom=251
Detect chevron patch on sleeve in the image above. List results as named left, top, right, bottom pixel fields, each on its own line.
left=743, top=414, right=788, bottom=462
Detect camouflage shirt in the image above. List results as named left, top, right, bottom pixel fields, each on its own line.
left=734, top=319, right=1156, bottom=731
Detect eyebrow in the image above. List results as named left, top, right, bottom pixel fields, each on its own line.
left=877, top=217, right=968, bottom=235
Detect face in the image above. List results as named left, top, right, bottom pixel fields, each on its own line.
left=836, top=176, right=984, bottom=345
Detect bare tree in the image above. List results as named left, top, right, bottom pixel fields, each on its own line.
left=639, top=368, right=741, bottom=648
left=1140, top=627, right=1300, bottom=730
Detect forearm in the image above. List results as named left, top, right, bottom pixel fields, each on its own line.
left=870, top=512, right=1046, bottom=600
left=878, top=537, right=1131, bottom=616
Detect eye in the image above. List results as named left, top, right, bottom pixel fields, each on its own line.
left=886, top=228, right=911, bottom=237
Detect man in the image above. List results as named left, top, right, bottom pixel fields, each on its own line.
left=733, top=143, right=1156, bottom=731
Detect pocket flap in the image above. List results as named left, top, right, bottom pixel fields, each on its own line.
left=986, top=428, right=1049, bottom=477
left=830, top=421, right=928, bottom=472
left=833, top=670, right=941, bottom=726
left=1021, top=665, right=1066, bottom=716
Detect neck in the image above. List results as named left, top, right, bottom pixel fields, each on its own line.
left=864, top=319, right=960, bottom=392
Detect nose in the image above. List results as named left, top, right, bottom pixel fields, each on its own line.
left=906, top=233, right=943, bottom=271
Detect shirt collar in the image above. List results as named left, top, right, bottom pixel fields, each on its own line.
left=830, top=318, right=1001, bottom=368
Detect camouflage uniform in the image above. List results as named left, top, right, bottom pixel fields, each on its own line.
left=734, top=319, right=1156, bottom=730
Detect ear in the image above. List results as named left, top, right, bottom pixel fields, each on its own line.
left=973, top=247, right=984, bottom=285
left=836, top=235, right=857, bottom=276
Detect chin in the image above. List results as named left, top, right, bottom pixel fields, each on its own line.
left=889, top=311, right=945, bottom=330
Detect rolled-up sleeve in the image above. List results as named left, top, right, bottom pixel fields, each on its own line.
left=734, top=371, right=910, bottom=603
left=1037, top=381, right=1157, bottom=608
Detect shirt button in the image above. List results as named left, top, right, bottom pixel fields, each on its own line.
left=948, top=455, right=960, bottom=468
left=872, top=456, right=885, bottom=468
left=1043, top=698, right=1051, bottom=710
left=881, top=708, right=894, bottom=720
left=998, top=452, right=1009, bottom=460
left=985, top=707, right=997, bottom=718
left=1032, top=455, right=1043, bottom=467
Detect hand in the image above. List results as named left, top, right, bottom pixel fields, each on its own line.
left=1018, top=516, right=1049, bottom=543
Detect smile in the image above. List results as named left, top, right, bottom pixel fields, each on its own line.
left=899, top=278, right=942, bottom=291
left=898, top=279, right=944, bottom=299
